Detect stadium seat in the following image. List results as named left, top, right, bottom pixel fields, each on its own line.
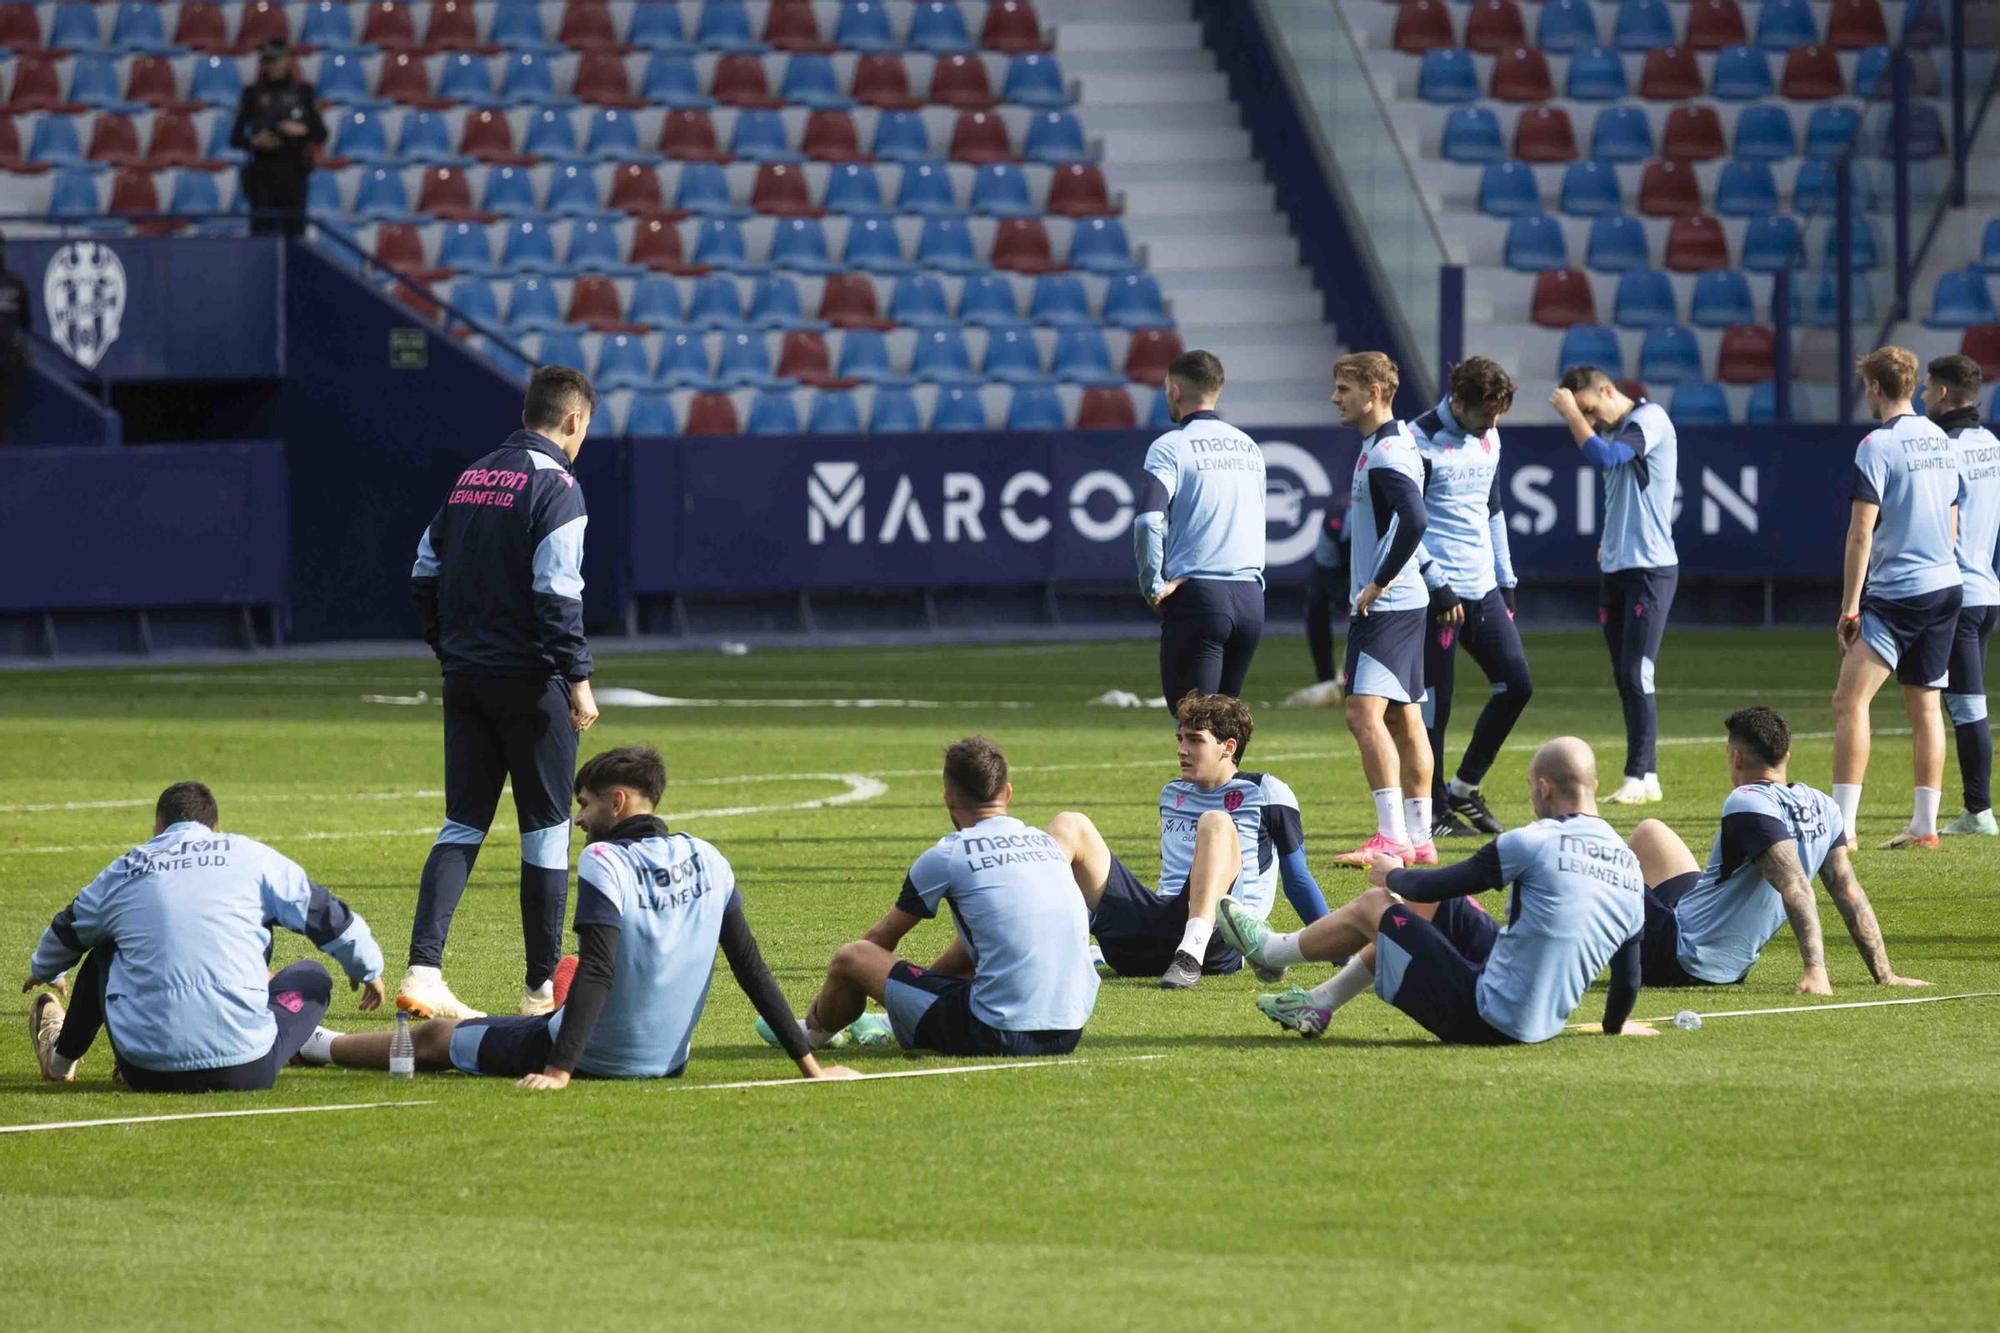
left=1664, top=214, right=1730, bottom=270
left=1532, top=267, right=1598, bottom=326
left=1794, top=270, right=1876, bottom=326
left=917, top=213, right=982, bottom=272
left=332, top=110, right=390, bottom=163
left=437, top=221, right=496, bottom=273
left=479, top=164, right=537, bottom=214
left=1023, top=111, right=1087, bottom=165
left=833, top=0, right=896, bottom=51
left=932, top=385, right=989, bottom=430
left=1960, top=325, right=2000, bottom=379
left=1732, top=103, right=1798, bottom=159
left=694, top=0, right=760, bottom=51
left=186, top=54, right=242, bottom=107
left=503, top=278, right=568, bottom=335
left=1904, top=103, right=1946, bottom=159
left=1028, top=272, right=1093, bottom=326
left=888, top=272, right=952, bottom=325
left=991, top=216, right=1058, bottom=272
left=0, top=5, right=43, bottom=53
left=746, top=390, right=802, bottom=434
left=1827, top=0, right=1889, bottom=48
left=1929, top=270, right=1998, bottom=328
left=147, top=112, right=208, bottom=169
left=949, top=109, right=1014, bottom=164
left=641, top=53, right=710, bottom=105
left=501, top=217, right=564, bottom=272
left=420, top=0, right=486, bottom=52
left=685, top=392, right=741, bottom=435
left=1513, top=107, right=1578, bottom=162
left=870, top=382, right=923, bottom=430
left=8, top=57, right=74, bottom=113
left=1824, top=215, right=1879, bottom=270
left=106, top=165, right=162, bottom=222
left=1743, top=380, right=1785, bottom=422
left=85, top=111, right=148, bottom=168
left=585, top=108, right=642, bottom=160
left=234, top=1, right=291, bottom=54
left=1716, top=324, right=1775, bottom=381
left=628, top=1, right=689, bottom=49
left=1638, top=46, right=1703, bottom=98
left=1492, top=47, right=1555, bottom=102
left=1670, top=380, right=1732, bottom=424
left=711, top=52, right=779, bottom=108
left=1638, top=324, right=1703, bottom=381
left=1147, top=386, right=1174, bottom=428
left=1852, top=45, right=1893, bottom=98
left=626, top=391, right=679, bottom=436
left=1005, top=383, right=1066, bottom=429
left=1465, top=0, right=1527, bottom=55
left=431, top=53, right=499, bottom=106
left=1740, top=214, right=1803, bottom=270
left=1002, top=53, right=1070, bottom=108
left=441, top=276, right=500, bottom=334
left=780, top=54, right=850, bottom=108
left=659, top=109, right=725, bottom=161
left=1803, top=104, right=1861, bottom=158
left=69, top=53, right=135, bottom=108
left=1417, top=49, right=1479, bottom=103
left=622, top=275, right=681, bottom=328
left=982, top=322, right=1047, bottom=383
left=354, top=166, right=412, bottom=220
left=1559, top=160, right=1622, bottom=215
left=912, top=325, right=976, bottom=381
left=1685, top=0, right=1748, bottom=50
left=1478, top=160, right=1542, bottom=216
left=48, top=1, right=94, bottom=50
left=752, top=162, right=815, bottom=216
left=1046, top=162, right=1113, bottom=217
left=46, top=164, right=101, bottom=216
left=827, top=162, right=887, bottom=213
left=969, top=162, right=1034, bottom=216
left=550, top=164, right=609, bottom=217
left=456, top=109, right=519, bottom=163
left=1077, top=385, right=1137, bottom=429
left=1505, top=214, right=1568, bottom=270
left=1069, top=217, right=1133, bottom=272
left=172, top=1, right=228, bottom=51
left=1613, top=269, right=1679, bottom=327
left=1103, top=272, right=1169, bottom=328
left=1710, top=45, right=1773, bottom=98
left=803, top=109, right=863, bottom=161
left=1781, top=44, right=1844, bottom=98
left=1904, top=0, right=1946, bottom=46
left=28, top=113, right=83, bottom=165
left=692, top=214, right=751, bottom=268
left=1536, top=0, right=1598, bottom=52
left=417, top=167, right=479, bottom=220
left=729, top=109, right=794, bottom=161
left=499, top=51, right=565, bottom=106
left=124, top=57, right=188, bottom=110
left=844, top=212, right=909, bottom=271
left=1638, top=159, right=1703, bottom=216
left=984, top=1, right=1048, bottom=54
left=1443, top=106, right=1506, bottom=162
left=355, top=1, right=414, bottom=50
left=315, top=52, right=376, bottom=106
left=1558, top=324, right=1624, bottom=375
left=574, top=51, right=644, bottom=108
left=774, top=327, right=836, bottom=381
left=1662, top=105, right=1727, bottom=160
left=657, top=330, right=713, bottom=384
left=1755, top=0, right=1819, bottom=49
left=960, top=272, right=1022, bottom=326
left=1981, top=219, right=2000, bottom=271
left=763, top=0, right=828, bottom=52
left=379, top=51, right=446, bottom=108
left=1690, top=269, right=1755, bottom=326
left=595, top=333, right=656, bottom=387
left=1123, top=327, right=1182, bottom=385
left=717, top=329, right=778, bottom=385
left=0, top=114, right=23, bottom=171
left=1613, top=0, right=1676, bottom=50
left=910, top=1, right=974, bottom=54
left=871, top=108, right=931, bottom=161
left=832, top=325, right=894, bottom=381
left=1395, top=0, right=1455, bottom=52
left=523, top=107, right=579, bottom=159
left=807, top=389, right=863, bottom=433
left=1591, top=106, right=1655, bottom=160
left=1715, top=159, right=1779, bottom=216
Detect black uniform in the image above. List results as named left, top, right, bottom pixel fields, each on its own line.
left=409, top=429, right=592, bottom=989
left=0, top=258, right=29, bottom=445
left=229, top=72, right=326, bottom=237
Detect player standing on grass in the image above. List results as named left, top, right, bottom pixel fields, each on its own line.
left=1831, top=348, right=1964, bottom=850
left=399, top=365, right=602, bottom=1022
left=1285, top=503, right=1348, bottom=708
left=1624, top=707, right=1927, bottom=994
left=1326, top=352, right=1438, bottom=869
left=1549, top=368, right=1679, bottom=805
left=1412, top=357, right=1531, bottom=839
left=1926, top=355, right=2000, bottom=837
left=1134, top=350, right=1267, bottom=712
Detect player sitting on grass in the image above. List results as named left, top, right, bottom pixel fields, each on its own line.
left=22, top=781, right=386, bottom=1091
left=1624, top=707, right=1929, bottom=996
left=791, top=735, right=1099, bottom=1057
left=1042, top=692, right=1328, bottom=991
left=1216, top=738, right=1653, bottom=1044
left=305, top=746, right=856, bottom=1088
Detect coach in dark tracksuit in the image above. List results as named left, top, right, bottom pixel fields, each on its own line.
left=402, top=366, right=600, bottom=1021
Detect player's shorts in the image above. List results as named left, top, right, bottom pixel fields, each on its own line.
left=1859, top=587, right=1962, bottom=688
left=1087, top=855, right=1243, bottom=977
left=882, top=961, right=1082, bottom=1058
left=1371, top=897, right=1517, bottom=1046
left=1640, top=871, right=1704, bottom=987
left=448, top=1013, right=556, bottom=1077
left=1344, top=606, right=1426, bottom=704
left=1949, top=603, right=2000, bottom=697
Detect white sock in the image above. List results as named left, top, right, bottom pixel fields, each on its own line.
left=1372, top=788, right=1407, bottom=843
left=1178, top=916, right=1214, bottom=962
left=404, top=964, right=440, bottom=985
left=1645, top=772, right=1660, bottom=786
left=47, top=1051, right=77, bottom=1079
left=525, top=981, right=553, bottom=1000
left=1834, top=783, right=1863, bottom=837
left=1261, top=931, right=1307, bottom=969
left=1405, top=797, right=1433, bottom=842
left=804, top=1024, right=836, bottom=1051
left=1446, top=776, right=1477, bottom=799
left=297, top=1026, right=340, bottom=1066
left=1912, top=786, right=1941, bottom=836
left=1307, top=957, right=1375, bottom=1012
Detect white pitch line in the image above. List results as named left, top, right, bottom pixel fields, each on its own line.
left=1569, top=990, right=2000, bottom=1030
left=680, top=1053, right=1169, bottom=1091
left=0, top=1099, right=436, bottom=1136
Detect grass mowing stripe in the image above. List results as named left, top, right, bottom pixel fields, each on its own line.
left=679, top=1054, right=1170, bottom=1092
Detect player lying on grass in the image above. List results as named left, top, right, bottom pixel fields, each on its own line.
left=23, top=781, right=386, bottom=1091
left=789, top=735, right=1099, bottom=1057
left=1216, top=738, right=1654, bottom=1044
left=1624, top=706, right=1928, bottom=996
left=305, top=746, right=857, bottom=1088
left=1040, top=692, right=1328, bottom=991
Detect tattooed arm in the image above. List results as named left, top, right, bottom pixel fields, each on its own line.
left=1816, top=845, right=1929, bottom=988
left=1753, top=838, right=1831, bottom=995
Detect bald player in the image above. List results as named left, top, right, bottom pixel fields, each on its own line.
left=1217, top=737, right=1652, bottom=1044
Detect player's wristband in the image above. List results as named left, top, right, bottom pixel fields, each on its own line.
left=1428, top=585, right=1461, bottom=618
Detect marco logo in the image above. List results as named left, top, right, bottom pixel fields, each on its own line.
left=805, top=460, right=1135, bottom=547
left=808, top=462, right=865, bottom=544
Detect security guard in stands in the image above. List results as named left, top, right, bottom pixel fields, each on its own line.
left=0, top=230, right=30, bottom=444
left=229, top=41, right=326, bottom=237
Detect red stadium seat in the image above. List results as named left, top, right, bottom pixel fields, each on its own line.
left=659, top=108, right=726, bottom=161
left=378, top=51, right=446, bottom=107
left=172, top=2, right=230, bottom=52
left=1615, top=378, right=1649, bottom=402
left=751, top=162, right=817, bottom=216
left=1780, top=44, right=1844, bottom=98
left=0, top=113, right=28, bottom=170
left=375, top=222, right=448, bottom=281
left=1490, top=47, right=1554, bottom=101
left=416, top=165, right=481, bottom=219
left=560, top=2, right=627, bottom=52
left=232, top=1, right=291, bottom=54
left=948, top=109, right=1014, bottom=163
left=801, top=109, right=862, bottom=161
left=981, top=0, right=1048, bottom=53
left=460, top=108, right=528, bottom=163
left=852, top=53, right=919, bottom=109
left=1639, top=46, right=1703, bottom=99
left=126, top=56, right=192, bottom=109
left=818, top=273, right=890, bottom=328
left=1683, top=0, right=1747, bottom=49
left=1513, top=106, right=1578, bottom=161
left=991, top=217, right=1058, bottom=272
left=930, top=53, right=997, bottom=108
left=107, top=166, right=161, bottom=213
left=1393, top=0, right=1455, bottom=52
left=5, top=56, right=73, bottom=111
left=1716, top=324, right=1774, bottom=382
left=763, top=0, right=830, bottom=52
left=1661, top=105, right=1727, bottom=160
left=0, top=6, right=44, bottom=53
left=607, top=162, right=668, bottom=215
left=361, top=1, right=418, bottom=50
left=575, top=52, right=644, bottom=107
left=1046, top=162, right=1114, bottom=216
left=423, top=0, right=490, bottom=52
left=630, top=216, right=702, bottom=272
left=1664, top=214, right=1730, bottom=270
left=1826, top=0, right=1888, bottom=49
left=1531, top=267, right=1598, bottom=326
left=1961, top=326, right=2000, bottom=380
left=1124, top=328, right=1184, bottom=386
left=710, top=53, right=781, bottom=108
left=566, top=276, right=628, bottom=330
left=1638, top=158, right=1704, bottom=215
left=86, top=112, right=143, bottom=166
left=777, top=330, right=850, bottom=386
left=1077, top=385, right=1137, bottom=429
left=392, top=281, right=439, bottom=323
left=685, top=392, right=741, bottom=435
left=1464, top=0, right=1527, bottom=55
left=147, top=111, right=208, bottom=167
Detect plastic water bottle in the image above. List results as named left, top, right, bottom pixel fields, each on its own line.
left=1673, top=1010, right=1703, bottom=1032
left=389, top=1011, right=416, bottom=1079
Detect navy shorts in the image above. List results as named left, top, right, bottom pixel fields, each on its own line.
left=882, top=961, right=1082, bottom=1057
left=1949, top=603, right=1999, bottom=697
left=1371, top=898, right=1517, bottom=1046
left=1859, top=587, right=1962, bottom=688
left=1088, top=855, right=1242, bottom=977
left=1158, top=577, right=1265, bottom=712
left=448, top=1013, right=557, bottom=1077
left=119, top=961, right=334, bottom=1094
left=1344, top=606, right=1426, bottom=704
left=1640, top=871, right=1704, bottom=987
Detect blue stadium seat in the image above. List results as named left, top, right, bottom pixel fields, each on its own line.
left=1903, top=103, right=1945, bottom=160
left=1479, top=161, right=1542, bottom=217
left=1740, top=214, right=1803, bottom=271
left=1559, top=160, right=1623, bottom=216
left=932, top=385, right=989, bottom=430
left=909, top=1, right=974, bottom=52
left=730, top=109, right=795, bottom=162
left=1980, top=219, right=2000, bottom=271
left=1670, top=380, right=1731, bottom=424
left=1793, top=271, right=1876, bottom=327
left=1006, top=383, right=1066, bottom=429
left=1566, top=46, right=1630, bottom=100
left=308, top=171, right=343, bottom=215
left=1028, top=273, right=1094, bottom=326
left=439, top=222, right=497, bottom=273
left=807, top=389, right=863, bottom=433
left=915, top=214, right=981, bottom=272
left=109, top=1, right=170, bottom=52
left=299, top=0, right=357, bottom=50
left=1557, top=323, right=1624, bottom=375
left=525, top=109, right=580, bottom=160
left=695, top=0, right=763, bottom=51
left=1791, top=158, right=1879, bottom=214
left=1711, top=159, right=1776, bottom=217
left=748, top=274, right=808, bottom=326
left=982, top=322, right=1048, bottom=382
left=1537, top=0, right=1600, bottom=52
left=1732, top=103, right=1799, bottom=160
left=444, top=277, right=501, bottom=332
left=567, top=218, right=628, bottom=269
left=870, top=383, right=924, bottom=430
left=889, top=273, right=953, bottom=326
left=1755, top=0, right=1819, bottom=49
left=207, top=114, right=246, bottom=167
left=596, top=334, right=657, bottom=390
left=835, top=1, right=898, bottom=52
left=630, top=3, right=690, bottom=49
left=1711, top=45, right=1773, bottom=99
left=191, top=55, right=245, bottom=107
left=781, top=54, right=851, bottom=109
left=1825, top=215, right=1879, bottom=270
left=747, top=389, right=802, bottom=434
left=1504, top=214, right=1568, bottom=270
left=896, top=160, right=959, bottom=214
left=912, top=325, right=978, bottom=381
left=168, top=168, right=224, bottom=217
left=1441, top=106, right=1506, bottom=163
left=1638, top=324, right=1704, bottom=382
left=438, top=52, right=499, bottom=105
left=1590, top=105, right=1654, bottom=161
left=716, top=329, right=777, bottom=384
left=845, top=213, right=912, bottom=271
left=397, top=112, right=455, bottom=163
left=626, top=391, right=680, bottom=435
left=1613, top=0, right=1676, bottom=50
left=1690, top=269, right=1755, bottom=326
left=659, top=330, right=714, bottom=385
left=959, top=273, right=1022, bottom=326
left=1147, top=386, right=1173, bottom=428
left=492, top=0, right=557, bottom=50
left=69, top=54, right=133, bottom=108
left=1612, top=269, right=1679, bottom=327
left=1102, top=272, right=1169, bottom=328
left=1023, top=111, right=1088, bottom=165
left=675, top=162, right=738, bottom=214
left=480, top=166, right=538, bottom=214
left=825, top=162, right=886, bottom=213
left=500, top=219, right=561, bottom=272
left=688, top=272, right=746, bottom=325
left=547, top=165, right=606, bottom=217
left=354, top=167, right=411, bottom=220
left=499, top=52, right=564, bottom=106
left=1004, top=54, right=1071, bottom=108
left=1069, top=217, right=1134, bottom=272
left=970, top=162, right=1035, bottom=216
left=536, top=330, right=590, bottom=373
left=629, top=275, right=686, bottom=327
left=643, top=53, right=713, bottom=106
left=29, top=115, right=85, bottom=166
left=769, top=217, right=837, bottom=272
left=1928, top=269, right=1997, bottom=328
left=1417, top=49, right=1480, bottom=103
left=837, top=327, right=896, bottom=381
left=872, top=110, right=933, bottom=161
left=1803, top=104, right=1861, bottom=158
left=1053, top=326, right=1120, bottom=383
left=49, top=3, right=101, bottom=50
left=585, top=109, right=642, bottom=160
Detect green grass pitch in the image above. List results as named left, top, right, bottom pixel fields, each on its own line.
left=2, top=629, right=1997, bottom=1330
